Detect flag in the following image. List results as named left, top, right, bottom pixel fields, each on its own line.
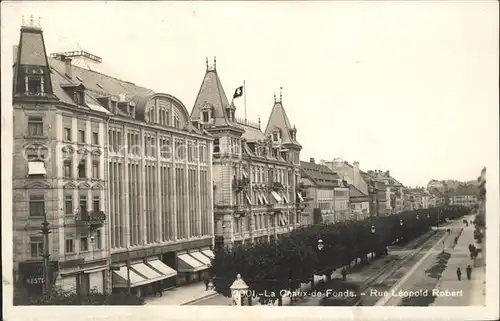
left=233, top=86, right=243, bottom=99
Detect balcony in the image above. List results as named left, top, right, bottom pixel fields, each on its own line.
left=76, top=210, right=106, bottom=231
left=233, top=177, right=249, bottom=193
left=296, top=182, right=306, bottom=193
left=271, top=182, right=284, bottom=192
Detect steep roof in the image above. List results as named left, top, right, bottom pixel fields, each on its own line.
left=264, top=98, right=301, bottom=148
left=13, top=23, right=203, bottom=135
left=301, top=161, right=339, bottom=188
left=239, top=122, right=266, bottom=142
left=348, top=184, right=368, bottom=197
left=190, top=64, right=241, bottom=130
left=451, top=185, right=479, bottom=196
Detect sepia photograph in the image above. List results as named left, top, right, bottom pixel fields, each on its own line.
left=1, top=1, right=498, bottom=321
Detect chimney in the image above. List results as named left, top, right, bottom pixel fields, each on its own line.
left=310, top=158, right=315, bottom=164
left=13, top=45, right=18, bottom=64
left=65, top=57, right=73, bottom=79
left=353, top=161, right=360, bottom=188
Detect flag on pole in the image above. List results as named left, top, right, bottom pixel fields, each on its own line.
left=233, top=86, right=244, bottom=99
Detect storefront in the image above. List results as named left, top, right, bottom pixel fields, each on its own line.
left=176, top=248, right=214, bottom=285
left=56, top=258, right=108, bottom=294
left=111, top=257, right=178, bottom=298
left=18, top=261, right=58, bottom=297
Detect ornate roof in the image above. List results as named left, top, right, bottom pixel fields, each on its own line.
left=264, top=97, right=301, bottom=148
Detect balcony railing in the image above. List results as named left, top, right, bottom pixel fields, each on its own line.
left=271, top=182, right=284, bottom=192
left=77, top=210, right=106, bottom=231
left=233, top=177, right=249, bottom=192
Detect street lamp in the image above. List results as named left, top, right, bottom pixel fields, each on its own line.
left=416, top=214, right=419, bottom=220
left=400, top=220, right=403, bottom=226
left=371, top=225, right=376, bottom=233
left=317, top=239, right=324, bottom=251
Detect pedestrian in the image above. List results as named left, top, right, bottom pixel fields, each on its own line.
left=341, top=267, right=347, bottom=281
left=454, top=236, right=458, bottom=245
left=456, top=267, right=462, bottom=281
left=384, top=247, right=389, bottom=256
left=466, top=265, right=472, bottom=280
left=204, top=277, right=210, bottom=291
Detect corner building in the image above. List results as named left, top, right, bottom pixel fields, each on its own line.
left=191, top=60, right=304, bottom=247
left=12, top=21, right=214, bottom=297
left=12, top=23, right=111, bottom=296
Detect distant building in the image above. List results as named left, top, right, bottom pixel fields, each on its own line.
left=361, top=171, right=388, bottom=216
left=364, top=170, right=405, bottom=214
left=190, top=60, right=303, bottom=247
left=300, top=158, right=338, bottom=224
left=449, top=185, right=479, bottom=208
left=323, top=158, right=370, bottom=219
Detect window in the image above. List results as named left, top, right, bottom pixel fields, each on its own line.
left=78, top=130, right=86, bottom=143
left=92, top=161, right=99, bottom=179
left=26, top=76, right=42, bottom=94
left=28, top=116, right=43, bottom=137
left=129, top=106, right=135, bottom=118
left=92, top=132, right=99, bottom=145
left=213, top=139, right=220, bottom=153
left=64, top=160, right=72, bottom=178
left=80, top=237, right=88, bottom=251
left=272, top=132, right=279, bottom=142
left=64, top=127, right=71, bottom=141
left=94, top=230, right=102, bottom=249
left=78, top=160, right=86, bottom=178
left=73, top=91, right=84, bottom=105
left=65, top=195, right=73, bottom=215
left=30, top=236, right=43, bottom=257
left=29, top=195, right=45, bottom=217
left=202, top=111, right=209, bottom=122
left=79, top=195, right=87, bottom=213
left=93, top=196, right=100, bottom=211
left=65, top=239, right=74, bottom=254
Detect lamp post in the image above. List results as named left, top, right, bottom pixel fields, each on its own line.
left=399, top=220, right=403, bottom=243
left=40, top=216, right=51, bottom=295
left=317, top=239, right=324, bottom=251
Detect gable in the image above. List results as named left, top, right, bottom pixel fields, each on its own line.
left=24, top=180, right=50, bottom=189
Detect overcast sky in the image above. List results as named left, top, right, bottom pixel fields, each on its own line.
left=2, top=1, right=498, bottom=187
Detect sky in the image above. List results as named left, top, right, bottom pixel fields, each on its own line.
left=1, top=1, right=498, bottom=187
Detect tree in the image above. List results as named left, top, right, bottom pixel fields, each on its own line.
left=14, top=288, right=144, bottom=305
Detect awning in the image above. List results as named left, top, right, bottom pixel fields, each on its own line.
left=84, top=266, right=107, bottom=274
left=242, top=170, right=248, bottom=179
left=283, top=194, right=289, bottom=204
left=271, top=191, right=282, bottom=203
left=131, top=263, right=166, bottom=282
left=88, top=103, right=113, bottom=115
left=177, top=253, right=207, bottom=273
left=28, top=161, right=46, bottom=176
left=261, top=194, right=269, bottom=205
left=145, top=260, right=177, bottom=279
left=246, top=195, right=252, bottom=205
left=189, top=251, right=212, bottom=266
left=297, top=193, right=304, bottom=202
left=112, top=266, right=147, bottom=288
left=257, top=194, right=263, bottom=205
left=112, top=262, right=176, bottom=289
left=202, top=249, right=215, bottom=259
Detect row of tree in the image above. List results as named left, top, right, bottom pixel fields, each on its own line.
left=210, top=205, right=470, bottom=305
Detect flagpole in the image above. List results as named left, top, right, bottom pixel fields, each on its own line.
left=244, top=80, right=247, bottom=122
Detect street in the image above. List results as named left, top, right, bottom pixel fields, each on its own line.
left=376, top=215, right=484, bottom=306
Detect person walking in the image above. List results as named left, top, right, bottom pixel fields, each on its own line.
left=466, top=265, right=472, bottom=280
left=341, top=267, right=347, bottom=281
left=204, top=276, right=210, bottom=291
left=456, top=267, right=462, bottom=281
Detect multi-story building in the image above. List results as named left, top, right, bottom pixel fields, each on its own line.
left=190, top=60, right=303, bottom=247
left=365, top=170, right=405, bottom=214
left=477, top=167, right=486, bottom=215
left=300, top=158, right=339, bottom=224
left=361, top=171, right=388, bottom=216
left=404, top=187, right=428, bottom=210
left=12, top=20, right=111, bottom=297
left=323, top=158, right=370, bottom=220
left=12, top=20, right=215, bottom=298
left=449, top=185, right=479, bottom=208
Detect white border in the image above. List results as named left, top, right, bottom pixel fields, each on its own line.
left=2, top=1, right=499, bottom=321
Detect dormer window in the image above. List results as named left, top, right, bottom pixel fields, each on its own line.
left=202, top=111, right=210, bottom=122
left=25, top=76, right=43, bottom=94
left=226, top=109, right=231, bottom=120
left=73, top=91, right=84, bottom=105
left=272, top=131, right=281, bottom=142
left=231, top=111, right=235, bottom=122
left=129, top=106, right=135, bottom=118
left=174, top=116, right=180, bottom=129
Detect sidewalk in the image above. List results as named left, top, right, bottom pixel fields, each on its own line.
left=144, top=281, right=217, bottom=305
left=432, top=217, right=486, bottom=306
